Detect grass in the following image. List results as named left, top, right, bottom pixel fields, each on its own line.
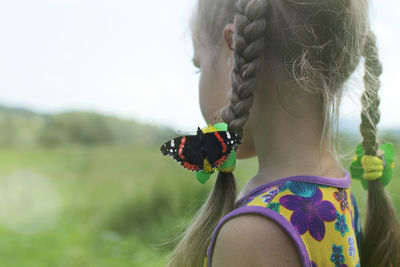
left=0, top=143, right=398, bottom=266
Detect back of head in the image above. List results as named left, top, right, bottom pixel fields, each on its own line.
left=168, top=1, right=400, bottom=266
left=193, top=0, right=368, bottom=148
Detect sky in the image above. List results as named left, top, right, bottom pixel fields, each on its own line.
left=0, top=0, right=399, bottom=132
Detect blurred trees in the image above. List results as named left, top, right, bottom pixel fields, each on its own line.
left=0, top=106, right=45, bottom=147
left=0, top=105, right=176, bottom=147
left=38, top=112, right=113, bottom=146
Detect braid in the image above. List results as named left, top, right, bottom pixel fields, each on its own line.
left=221, top=0, right=268, bottom=138
left=359, top=30, right=400, bottom=267
left=360, top=30, right=381, bottom=156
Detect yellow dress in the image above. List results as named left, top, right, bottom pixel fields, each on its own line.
left=204, top=171, right=361, bottom=267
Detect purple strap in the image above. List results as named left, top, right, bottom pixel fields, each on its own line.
left=235, top=170, right=350, bottom=208
left=206, top=206, right=312, bottom=267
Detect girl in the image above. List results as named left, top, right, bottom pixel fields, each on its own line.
left=167, top=0, right=400, bottom=266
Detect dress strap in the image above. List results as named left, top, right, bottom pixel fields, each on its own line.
left=205, top=205, right=311, bottom=267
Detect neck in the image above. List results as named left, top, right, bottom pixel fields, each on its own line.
left=242, top=81, right=345, bottom=193
left=252, top=109, right=344, bottom=183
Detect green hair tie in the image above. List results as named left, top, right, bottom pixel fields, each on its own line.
left=349, top=142, right=395, bottom=189
left=195, top=123, right=237, bottom=184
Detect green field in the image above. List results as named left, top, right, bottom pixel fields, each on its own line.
left=0, top=144, right=398, bottom=267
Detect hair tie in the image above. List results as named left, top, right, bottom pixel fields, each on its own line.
left=195, top=123, right=237, bottom=184
left=349, top=142, right=395, bottom=189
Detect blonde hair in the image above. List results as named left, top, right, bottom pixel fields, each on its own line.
left=167, top=0, right=400, bottom=266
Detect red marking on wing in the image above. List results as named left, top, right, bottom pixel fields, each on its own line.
left=182, top=161, right=200, bottom=171
left=214, top=132, right=227, bottom=153
left=178, top=136, right=186, bottom=160
left=214, top=155, right=228, bottom=167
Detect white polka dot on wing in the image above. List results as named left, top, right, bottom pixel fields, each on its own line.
left=171, top=139, right=175, bottom=147
left=226, top=132, right=231, bottom=139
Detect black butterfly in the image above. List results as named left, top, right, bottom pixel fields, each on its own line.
left=160, top=127, right=241, bottom=171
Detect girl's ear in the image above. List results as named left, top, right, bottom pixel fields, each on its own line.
left=223, top=23, right=236, bottom=52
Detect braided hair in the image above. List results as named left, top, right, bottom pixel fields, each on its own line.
left=359, top=30, right=400, bottom=267
left=221, top=0, right=268, bottom=138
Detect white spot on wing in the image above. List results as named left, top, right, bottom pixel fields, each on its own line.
left=226, top=132, right=231, bottom=139
left=171, top=139, right=175, bottom=147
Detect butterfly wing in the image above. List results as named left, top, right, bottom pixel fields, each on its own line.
left=160, top=135, right=204, bottom=171
left=203, top=131, right=241, bottom=168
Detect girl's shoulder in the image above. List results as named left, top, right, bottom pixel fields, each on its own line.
left=208, top=210, right=302, bottom=267
left=205, top=172, right=362, bottom=267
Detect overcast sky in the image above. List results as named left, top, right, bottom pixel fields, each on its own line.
left=0, top=0, right=398, bottom=132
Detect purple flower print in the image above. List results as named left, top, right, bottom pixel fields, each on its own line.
left=280, top=187, right=337, bottom=241
left=261, top=188, right=279, bottom=204
left=240, top=184, right=281, bottom=208
left=348, top=236, right=355, bottom=260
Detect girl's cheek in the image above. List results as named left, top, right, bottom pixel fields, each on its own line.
left=198, top=73, right=211, bottom=122
left=198, top=69, right=226, bottom=123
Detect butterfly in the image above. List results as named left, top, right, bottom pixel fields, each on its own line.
left=160, top=127, right=241, bottom=171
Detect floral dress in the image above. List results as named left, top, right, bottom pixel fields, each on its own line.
left=203, top=170, right=362, bottom=267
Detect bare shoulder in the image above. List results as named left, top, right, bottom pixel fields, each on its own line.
left=211, top=214, right=302, bottom=267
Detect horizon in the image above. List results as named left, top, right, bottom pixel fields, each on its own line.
left=1, top=102, right=398, bottom=134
